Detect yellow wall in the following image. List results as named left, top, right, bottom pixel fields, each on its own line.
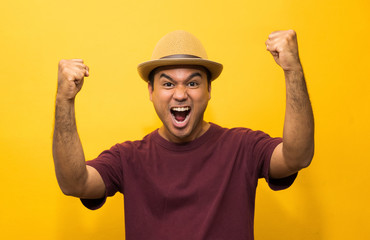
left=1, top=0, right=369, bottom=239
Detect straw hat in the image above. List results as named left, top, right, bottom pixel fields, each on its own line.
left=137, top=30, right=223, bottom=82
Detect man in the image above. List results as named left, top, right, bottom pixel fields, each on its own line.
left=53, top=30, right=314, bottom=239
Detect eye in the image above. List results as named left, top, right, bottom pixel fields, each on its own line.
left=188, top=82, right=199, bottom=87
left=163, top=82, right=174, bottom=88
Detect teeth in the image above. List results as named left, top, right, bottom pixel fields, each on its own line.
left=172, top=107, right=190, bottom=112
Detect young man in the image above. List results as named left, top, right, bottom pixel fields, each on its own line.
left=53, top=30, right=314, bottom=239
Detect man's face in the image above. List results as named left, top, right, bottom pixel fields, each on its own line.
left=148, top=66, right=211, bottom=143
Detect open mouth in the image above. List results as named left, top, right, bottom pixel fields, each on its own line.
left=170, top=106, right=191, bottom=125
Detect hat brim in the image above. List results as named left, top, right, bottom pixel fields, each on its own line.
left=137, top=58, right=223, bottom=82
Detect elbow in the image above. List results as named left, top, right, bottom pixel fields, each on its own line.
left=284, top=144, right=314, bottom=171
left=58, top=180, right=85, bottom=198
left=304, top=143, right=315, bottom=167
left=296, top=145, right=315, bottom=170
left=55, top=169, right=89, bottom=197
left=299, top=156, right=312, bottom=169
left=286, top=155, right=312, bottom=174
left=60, top=188, right=74, bottom=197
left=59, top=184, right=78, bottom=197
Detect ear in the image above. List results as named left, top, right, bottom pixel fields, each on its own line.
left=148, top=82, right=153, bottom=102
left=208, top=82, right=212, bottom=100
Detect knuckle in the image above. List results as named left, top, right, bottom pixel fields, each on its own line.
left=59, top=60, right=71, bottom=70
left=61, top=68, right=69, bottom=75
left=287, top=29, right=296, bottom=37
left=78, top=72, right=84, bottom=79
left=58, top=60, right=66, bottom=69
left=66, top=75, right=75, bottom=81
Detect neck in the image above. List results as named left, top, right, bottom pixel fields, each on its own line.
left=159, top=121, right=210, bottom=143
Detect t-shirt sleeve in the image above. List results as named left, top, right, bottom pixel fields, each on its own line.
left=252, top=131, right=297, bottom=191
left=80, top=144, right=124, bottom=210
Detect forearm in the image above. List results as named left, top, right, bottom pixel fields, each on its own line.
left=282, top=69, right=314, bottom=169
left=52, top=97, right=88, bottom=196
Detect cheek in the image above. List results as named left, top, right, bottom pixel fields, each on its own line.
left=152, top=91, right=172, bottom=109
left=198, top=89, right=211, bottom=101
left=192, top=92, right=210, bottom=109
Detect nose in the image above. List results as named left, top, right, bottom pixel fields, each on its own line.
left=173, top=85, right=188, bottom=102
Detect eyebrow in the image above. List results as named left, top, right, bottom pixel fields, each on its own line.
left=159, top=72, right=202, bottom=82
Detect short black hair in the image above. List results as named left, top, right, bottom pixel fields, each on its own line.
left=148, top=66, right=212, bottom=90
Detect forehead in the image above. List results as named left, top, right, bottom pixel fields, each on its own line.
left=153, top=65, right=208, bottom=78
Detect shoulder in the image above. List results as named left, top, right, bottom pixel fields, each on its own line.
left=211, top=123, right=269, bottom=140
left=111, top=130, right=159, bottom=155
left=210, top=123, right=281, bottom=152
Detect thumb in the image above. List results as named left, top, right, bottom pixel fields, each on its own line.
left=85, top=66, right=90, bottom=77
left=266, top=41, right=278, bottom=56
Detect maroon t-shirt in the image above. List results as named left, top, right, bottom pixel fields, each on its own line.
left=82, top=123, right=297, bottom=240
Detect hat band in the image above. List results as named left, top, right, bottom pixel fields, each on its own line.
left=160, top=54, right=201, bottom=59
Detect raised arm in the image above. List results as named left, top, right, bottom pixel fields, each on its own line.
left=52, top=59, right=105, bottom=198
left=265, top=30, right=315, bottom=178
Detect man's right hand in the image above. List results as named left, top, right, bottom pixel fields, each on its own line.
left=54, top=59, right=106, bottom=199
left=57, top=59, right=89, bottom=101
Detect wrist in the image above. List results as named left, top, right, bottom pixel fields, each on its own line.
left=55, top=94, right=75, bottom=105
left=283, top=63, right=303, bottom=75
left=284, top=68, right=304, bottom=78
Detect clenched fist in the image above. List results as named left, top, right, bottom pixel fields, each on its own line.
left=265, top=30, right=302, bottom=72
left=57, top=59, right=89, bottom=101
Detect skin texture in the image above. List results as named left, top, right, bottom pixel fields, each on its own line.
left=52, top=30, right=314, bottom=199
left=148, top=66, right=211, bottom=143
left=266, top=30, right=315, bottom=178
left=53, top=59, right=105, bottom=198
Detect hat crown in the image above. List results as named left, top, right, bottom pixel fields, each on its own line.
left=151, top=30, right=208, bottom=60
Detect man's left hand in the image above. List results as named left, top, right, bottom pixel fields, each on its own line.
left=265, top=30, right=302, bottom=72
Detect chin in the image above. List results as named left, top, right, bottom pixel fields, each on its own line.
left=164, top=125, right=194, bottom=142
left=170, top=128, right=191, bottom=140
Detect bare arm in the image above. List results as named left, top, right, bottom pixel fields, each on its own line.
left=52, top=59, right=105, bottom=198
left=265, top=30, right=315, bottom=178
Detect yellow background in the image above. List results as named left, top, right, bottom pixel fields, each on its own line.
left=1, top=0, right=369, bottom=239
